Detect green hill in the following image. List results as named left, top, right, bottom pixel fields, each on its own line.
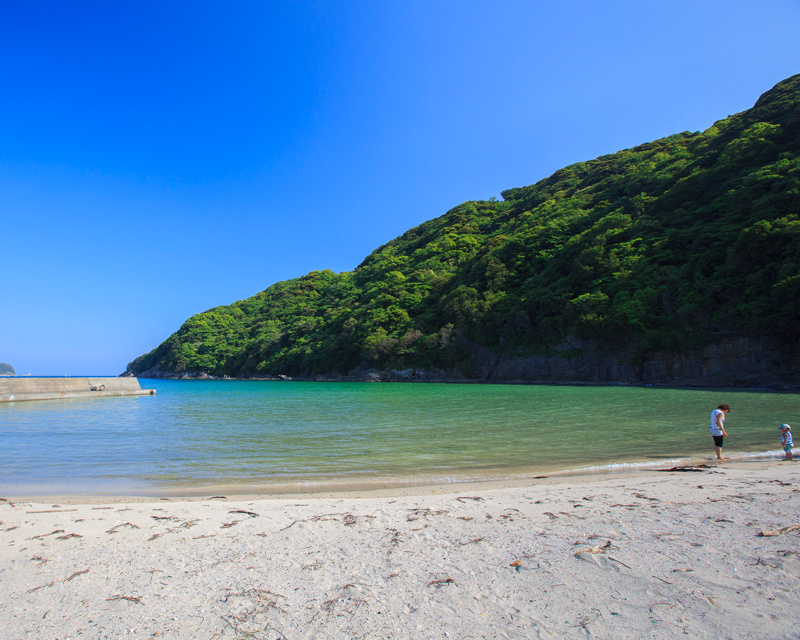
left=0, top=363, right=15, bottom=376
left=125, top=74, right=800, bottom=383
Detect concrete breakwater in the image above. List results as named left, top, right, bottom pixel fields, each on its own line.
left=0, top=377, right=156, bottom=403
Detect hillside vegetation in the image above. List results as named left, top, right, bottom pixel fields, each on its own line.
left=126, top=74, right=800, bottom=379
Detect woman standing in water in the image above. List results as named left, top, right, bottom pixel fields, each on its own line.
left=710, top=404, right=730, bottom=460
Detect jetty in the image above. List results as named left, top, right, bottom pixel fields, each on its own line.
left=0, top=377, right=156, bottom=403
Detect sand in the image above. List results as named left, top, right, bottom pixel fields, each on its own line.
left=1, top=460, right=799, bottom=639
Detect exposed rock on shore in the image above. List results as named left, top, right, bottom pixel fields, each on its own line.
left=123, top=337, right=798, bottom=389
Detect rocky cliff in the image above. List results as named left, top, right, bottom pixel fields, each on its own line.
left=466, top=337, right=798, bottom=387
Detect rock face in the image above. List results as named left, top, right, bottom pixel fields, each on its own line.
left=130, top=338, right=799, bottom=388
left=0, top=363, right=15, bottom=376
left=466, top=337, right=799, bottom=387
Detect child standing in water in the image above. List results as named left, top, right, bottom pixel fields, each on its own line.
left=780, top=424, right=793, bottom=461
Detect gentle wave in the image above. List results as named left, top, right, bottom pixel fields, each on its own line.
left=737, top=447, right=798, bottom=459
left=550, top=458, right=689, bottom=476
left=551, top=448, right=798, bottom=477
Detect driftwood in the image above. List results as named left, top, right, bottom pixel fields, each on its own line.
left=26, top=509, right=78, bottom=514
left=758, top=523, right=800, bottom=537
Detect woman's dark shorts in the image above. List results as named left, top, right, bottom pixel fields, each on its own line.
left=713, top=435, right=724, bottom=447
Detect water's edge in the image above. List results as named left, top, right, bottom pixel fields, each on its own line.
left=4, top=447, right=796, bottom=499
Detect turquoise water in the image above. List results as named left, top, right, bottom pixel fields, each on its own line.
left=0, top=380, right=796, bottom=496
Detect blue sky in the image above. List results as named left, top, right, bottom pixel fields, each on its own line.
left=2, top=0, right=799, bottom=375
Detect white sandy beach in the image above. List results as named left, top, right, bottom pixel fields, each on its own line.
left=2, top=460, right=799, bottom=639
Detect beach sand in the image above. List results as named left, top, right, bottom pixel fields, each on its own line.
left=1, top=460, right=799, bottom=639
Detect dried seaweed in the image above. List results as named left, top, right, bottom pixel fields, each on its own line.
left=658, top=465, right=713, bottom=472
left=407, top=508, right=448, bottom=522
left=27, top=581, right=56, bottom=593
left=426, top=577, right=456, bottom=588
left=106, top=522, right=139, bottom=534
left=106, top=595, right=143, bottom=605
left=29, top=530, right=65, bottom=540
left=568, top=610, right=601, bottom=627
left=457, top=537, right=484, bottom=546
left=64, top=569, right=89, bottom=583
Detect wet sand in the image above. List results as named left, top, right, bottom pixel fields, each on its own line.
left=2, top=460, right=799, bottom=638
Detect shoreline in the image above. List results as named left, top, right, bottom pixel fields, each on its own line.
left=2, top=459, right=798, bottom=638
left=132, top=372, right=800, bottom=391
left=5, top=455, right=795, bottom=504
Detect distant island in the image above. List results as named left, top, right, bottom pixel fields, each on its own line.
left=0, top=363, right=16, bottom=376
left=124, top=74, right=800, bottom=387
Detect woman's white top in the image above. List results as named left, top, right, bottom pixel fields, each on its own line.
left=710, top=409, right=724, bottom=436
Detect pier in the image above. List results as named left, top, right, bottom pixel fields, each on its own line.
left=0, top=377, right=156, bottom=403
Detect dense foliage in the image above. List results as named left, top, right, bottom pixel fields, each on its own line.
left=127, top=74, right=800, bottom=378
left=0, top=363, right=15, bottom=376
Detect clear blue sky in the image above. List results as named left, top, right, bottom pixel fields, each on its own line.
left=2, top=0, right=798, bottom=375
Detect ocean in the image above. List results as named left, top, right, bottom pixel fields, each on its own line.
left=1, top=379, right=795, bottom=496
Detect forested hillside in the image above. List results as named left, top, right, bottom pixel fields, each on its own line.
left=126, top=74, right=800, bottom=380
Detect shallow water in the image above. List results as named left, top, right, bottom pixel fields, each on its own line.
left=0, top=380, right=796, bottom=495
